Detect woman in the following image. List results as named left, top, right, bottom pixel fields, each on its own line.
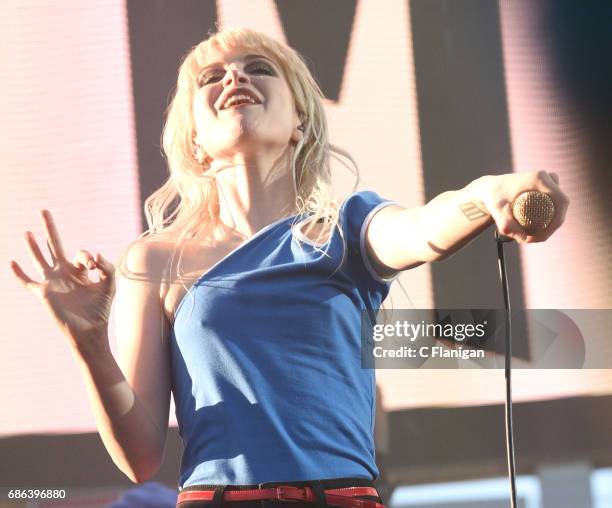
left=9, top=28, right=568, bottom=508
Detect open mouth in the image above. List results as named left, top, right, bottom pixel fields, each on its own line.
left=224, top=101, right=259, bottom=109
left=221, top=94, right=261, bottom=110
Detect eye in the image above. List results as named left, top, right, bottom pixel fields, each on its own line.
left=247, top=61, right=275, bottom=76
left=197, top=69, right=224, bottom=87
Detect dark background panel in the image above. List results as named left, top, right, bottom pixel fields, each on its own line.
left=275, top=0, right=356, bottom=101
left=410, top=0, right=528, bottom=357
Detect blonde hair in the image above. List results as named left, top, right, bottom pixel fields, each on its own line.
left=119, top=27, right=374, bottom=320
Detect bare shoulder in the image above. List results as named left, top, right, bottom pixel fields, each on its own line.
left=116, top=232, right=225, bottom=325
left=116, top=235, right=177, bottom=284
left=111, top=238, right=174, bottom=340
left=117, top=235, right=191, bottom=324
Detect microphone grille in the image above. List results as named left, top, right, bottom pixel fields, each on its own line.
left=512, top=191, right=555, bottom=234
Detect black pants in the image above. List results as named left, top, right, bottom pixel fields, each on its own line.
left=177, top=477, right=384, bottom=508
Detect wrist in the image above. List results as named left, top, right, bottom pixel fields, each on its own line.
left=69, top=325, right=112, bottom=364
left=456, top=176, right=494, bottom=226
left=465, top=175, right=495, bottom=217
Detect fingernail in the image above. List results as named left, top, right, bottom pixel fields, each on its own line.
left=88, top=260, right=96, bottom=269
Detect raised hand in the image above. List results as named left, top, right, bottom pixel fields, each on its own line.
left=9, top=210, right=116, bottom=354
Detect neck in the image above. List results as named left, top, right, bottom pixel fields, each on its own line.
left=210, top=146, right=298, bottom=240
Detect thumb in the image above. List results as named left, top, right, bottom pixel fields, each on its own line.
left=548, top=172, right=560, bottom=185
left=94, top=253, right=115, bottom=280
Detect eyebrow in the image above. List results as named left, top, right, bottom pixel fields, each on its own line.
left=198, top=54, right=277, bottom=74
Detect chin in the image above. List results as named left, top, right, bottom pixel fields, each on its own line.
left=217, top=123, right=289, bottom=152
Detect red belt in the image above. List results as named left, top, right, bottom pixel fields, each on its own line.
left=177, top=485, right=386, bottom=508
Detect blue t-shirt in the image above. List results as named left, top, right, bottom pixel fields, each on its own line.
left=170, top=190, right=400, bottom=488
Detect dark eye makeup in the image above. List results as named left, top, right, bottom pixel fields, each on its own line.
left=197, top=61, right=276, bottom=87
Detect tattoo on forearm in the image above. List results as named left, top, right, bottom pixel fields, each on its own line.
left=459, top=201, right=488, bottom=221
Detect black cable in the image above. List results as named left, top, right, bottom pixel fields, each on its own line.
left=495, top=230, right=518, bottom=508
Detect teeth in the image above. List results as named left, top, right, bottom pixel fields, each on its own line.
left=223, top=94, right=257, bottom=109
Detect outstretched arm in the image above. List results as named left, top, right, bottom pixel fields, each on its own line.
left=364, top=171, right=569, bottom=279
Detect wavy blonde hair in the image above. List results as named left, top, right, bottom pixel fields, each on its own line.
left=118, top=28, right=376, bottom=320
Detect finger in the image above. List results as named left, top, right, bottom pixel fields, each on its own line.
left=94, top=253, right=115, bottom=281
left=40, top=210, right=68, bottom=261
left=72, top=250, right=97, bottom=270
left=24, top=231, right=52, bottom=274
left=528, top=170, right=558, bottom=193
left=547, top=172, right=559, bottom=185
left=9, top=260, right=41, bottom=295
left=494, top=202, right=529, bottom=241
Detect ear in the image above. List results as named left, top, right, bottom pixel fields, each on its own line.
left=290, top=108, right=306, bottom=143
left=193, top=132, right=213, bottom=165
left=291, top=126, right=304, bottom=144
left=291, top=113, right=305, bottom=143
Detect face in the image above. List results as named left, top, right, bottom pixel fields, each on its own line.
left=192, top=45, right=301, bottom=162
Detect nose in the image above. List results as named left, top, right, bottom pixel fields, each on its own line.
left=223, top=67, right=249, bottom=87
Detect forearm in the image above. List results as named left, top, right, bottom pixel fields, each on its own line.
left=70, top=332, right=166, bottom=483
left=420, top=176, right=494, bottom=262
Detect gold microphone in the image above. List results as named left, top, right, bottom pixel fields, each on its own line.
left=512, top=191, right=555, bottom=234
left=496, top=190, right=555, bottom=242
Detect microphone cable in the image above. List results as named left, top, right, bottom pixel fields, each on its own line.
left=495, top=229, right=518, bottom=508
left=494, top=190, right=554, bottom=507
